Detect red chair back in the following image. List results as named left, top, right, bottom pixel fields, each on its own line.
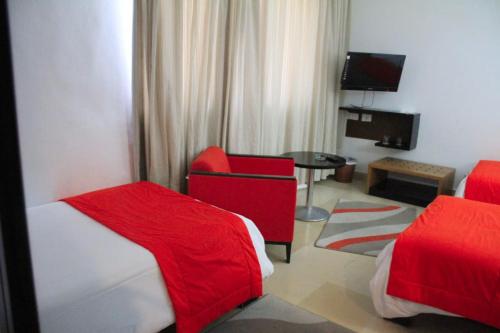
left=191, top=146, right=231, bottom=173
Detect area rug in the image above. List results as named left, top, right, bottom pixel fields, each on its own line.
left=207, top=294, right=353, bottom=333
left=315, top=199, right=416, bottom=256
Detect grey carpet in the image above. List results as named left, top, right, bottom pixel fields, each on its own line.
left=316, top=199, right=417, bottom=256
left=206, top=294, right=354, bottom=333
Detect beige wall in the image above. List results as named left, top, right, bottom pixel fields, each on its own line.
left=9, top=0, right=134, bottom=206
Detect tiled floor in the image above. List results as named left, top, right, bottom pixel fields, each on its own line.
left=263, top=175, right=495, bottom=333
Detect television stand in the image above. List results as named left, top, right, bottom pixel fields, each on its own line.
left=367, top=157, right=455, bottom=207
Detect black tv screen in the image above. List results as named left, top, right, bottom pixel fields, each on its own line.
left=341, top=52, right=406, bottom=92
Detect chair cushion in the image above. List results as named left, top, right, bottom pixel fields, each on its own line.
left=191, top=146, right=231, bottom=173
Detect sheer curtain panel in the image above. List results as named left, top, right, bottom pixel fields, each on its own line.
left=133, top=0, right=349, bottom=189
left=133, top=0, right=228, bottom=191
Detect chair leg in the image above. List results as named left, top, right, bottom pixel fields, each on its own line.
left=265, top=241, right=292, bottom=263
left=285, top=243, right=291, bottom=264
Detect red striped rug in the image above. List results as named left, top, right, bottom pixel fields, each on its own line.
left=315, top=199, right=416, bottom=256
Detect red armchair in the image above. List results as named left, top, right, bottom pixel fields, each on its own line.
left=188, top=146, right=297, bottom=263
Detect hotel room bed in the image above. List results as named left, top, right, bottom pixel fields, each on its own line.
left=28, top=201, right=273, bottom=333
left=369, top=179, right=465, bottom=320
left=370, top=160, right=500, bottom=323
left=455, top=160, right=500, bottom=203
left=370, top=195, right=500, bottom=328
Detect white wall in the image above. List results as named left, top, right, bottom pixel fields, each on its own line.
left=339, top=0, right=500, bottom=186
left=9, top=0, right=133, bottom=207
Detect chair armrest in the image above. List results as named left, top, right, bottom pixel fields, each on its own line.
left=227, top=154, right=295, bottom=176
left=188, top=171, right=297, bottom=242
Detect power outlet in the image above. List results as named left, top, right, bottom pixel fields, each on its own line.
left=347, top=112, right=359, bottom=121
left=361, top=113, right=372, bottom=122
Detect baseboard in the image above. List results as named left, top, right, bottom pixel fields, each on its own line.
left=353, top=171, right=367, bottom=180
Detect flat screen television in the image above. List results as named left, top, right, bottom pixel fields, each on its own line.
left=341, top=52, right=406, bottom=92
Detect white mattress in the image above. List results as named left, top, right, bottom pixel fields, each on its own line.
left=28, top=202, right=273, bottom=333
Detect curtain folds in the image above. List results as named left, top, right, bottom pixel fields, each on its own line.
left=133, top=0, right=349, bottom=190
left=133, top=0, right=228, bottom=191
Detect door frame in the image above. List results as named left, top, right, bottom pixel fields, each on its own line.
left=0, top=0, right=40, bottom=331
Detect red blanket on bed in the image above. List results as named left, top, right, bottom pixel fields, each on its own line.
left=465, top=160, right=500, bottom=205
left=387, top=195, right=500, bottom=328
left=62, top=181, right=262, bottom=333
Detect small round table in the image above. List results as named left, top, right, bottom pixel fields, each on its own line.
left=282, top=151, right=346, bottom=222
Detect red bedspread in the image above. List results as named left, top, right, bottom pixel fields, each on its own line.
left=465, top=160, right=500, bottom=205
left=62, top=181, right=262, bottom=333
left=387, top=195, right=500, bottom=328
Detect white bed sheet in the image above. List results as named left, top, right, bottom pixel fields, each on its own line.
left=28, top=202, right=273, bottom=333
left=455, top=176, right=467, bottom=198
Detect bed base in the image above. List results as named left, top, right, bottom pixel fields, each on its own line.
left=160, top=323, right=176, bottom=333
left=385, top=317, right=413, bottom=327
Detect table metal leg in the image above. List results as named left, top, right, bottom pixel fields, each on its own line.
left=295, top=169, right=330, bottom=222
left=305, top=168, right=314, bottom=209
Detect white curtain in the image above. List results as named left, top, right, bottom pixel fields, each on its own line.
left=133, top=0, right=349, bottom=190
left=223, top=0, right=349, bottom=181
left=133, top=0, right=228, bottom=191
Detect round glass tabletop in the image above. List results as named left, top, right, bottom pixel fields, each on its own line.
left=281, top=151, right=346, bottom=169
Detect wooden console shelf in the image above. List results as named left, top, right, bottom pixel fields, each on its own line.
left=340, top=106, right=420, bottom=150
left=367, top=157, right=455, bottom=207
